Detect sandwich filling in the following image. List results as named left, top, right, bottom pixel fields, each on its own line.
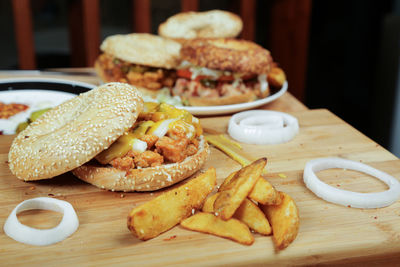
left=172, top=61, right=269, bottom=104
left=96, top=54, right=176, bottom=90
left=95, top=102, right=202, bottom=172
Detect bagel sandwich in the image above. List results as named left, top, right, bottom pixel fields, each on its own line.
left=8, top=83, right=209, bottom=192
left=94, top=33, right=182, bottom=104
left=172, top=38, right=286, bottom=106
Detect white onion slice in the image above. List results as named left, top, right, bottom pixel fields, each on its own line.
left=303, top=157, right=400, bottom=208
left=3, top=197, right=79, bottom=246
left=151, top=119, right=177, bottom=138
left=228, top=110, right=299, bottom=145
left=132, top=138, right=147, bottom=153
left=239, top=115, right=283, bottom=129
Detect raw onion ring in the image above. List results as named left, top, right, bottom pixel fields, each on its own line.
left=3, top=197, right=79, bottom=246
left=303, top=157, right=400, bottom=208
left=228, top=110, right=299, bottom=145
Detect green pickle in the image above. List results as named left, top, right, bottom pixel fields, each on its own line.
left=95, top=132, right=137, bottom=164
left=30, top=108, right=51, bottom=122
left=15, top=122, right=29, bottom=134
left=95, top=121, right=154, bottom=164
left=95, top=102, right=198, bottom=165
left=15, top=108, right=51, bottom=133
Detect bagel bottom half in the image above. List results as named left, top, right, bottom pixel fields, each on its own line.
left=72, top=136, right=209, bottom=192
left=186, top=90, right=257, bottom=106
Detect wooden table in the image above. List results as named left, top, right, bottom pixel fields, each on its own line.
left=1, top=70, right=399, bottom=266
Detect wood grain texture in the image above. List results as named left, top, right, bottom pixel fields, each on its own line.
left=1, top=109, right=400, bottom=266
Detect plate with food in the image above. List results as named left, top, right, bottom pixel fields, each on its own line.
left=181, top=81, right=287, bottom=115
left=0, top=78, right=95, bottom=134
left=94, top=33, right=287, bottom=115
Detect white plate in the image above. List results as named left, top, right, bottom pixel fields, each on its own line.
left=0, top=78, right=95, bottom=134
left=181, top=81, right=288, bottom=116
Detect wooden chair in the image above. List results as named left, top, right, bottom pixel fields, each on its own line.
left=11, top=0, right=311, bottom=102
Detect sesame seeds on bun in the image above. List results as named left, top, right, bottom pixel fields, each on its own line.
left=8, top=83, right=144, bottom=181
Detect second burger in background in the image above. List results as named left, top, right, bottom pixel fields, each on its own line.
left=172, top=38, right=287, bottom=106
left=94, top=33, right=182, bottom=105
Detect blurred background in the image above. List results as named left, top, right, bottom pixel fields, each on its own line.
left=0, top=0, right=399, bottom=157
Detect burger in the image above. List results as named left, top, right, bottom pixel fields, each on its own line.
left=94, top=34, right=182, bottom=105
left=8, top=83, right=209, bottom=192
left=172, top=38, right=286, bottom=106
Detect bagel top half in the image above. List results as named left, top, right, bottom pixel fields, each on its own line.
left=158, top=10, right=243, bottom=39
left=180, top=38, right=273, bottom=75
left=100, top=33, right=182, bottom=69
left=8, top=83, right=144, bottom=181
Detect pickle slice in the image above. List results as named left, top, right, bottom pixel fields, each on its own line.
left=29, top=108, right=51, bottom=122
left=95, top=121, right=155, bottom=164
left=95, top=132, right=137, bottom=164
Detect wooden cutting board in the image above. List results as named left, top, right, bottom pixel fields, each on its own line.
left=1, top=108, right=400, bottom=266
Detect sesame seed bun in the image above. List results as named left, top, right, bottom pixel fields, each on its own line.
left=158, top=10, right=243, bottom=39
left=8, top=83, right=144, bottom=181
left=72, top=136, right=209, bottom=192
left=181, top=38, right=273, bottom=75
left=100, top=33, right=182, bottom=69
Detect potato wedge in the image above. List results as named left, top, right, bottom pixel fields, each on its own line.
left=180, top=212, right=254, bottom=245
left=218, top=171, right=236, bottom=191
left=202, top=193, right=218, bottom=213
left=249, top=178, right=281, bottom=206
left=127, top=168, right=217, bottom=240
left=214, top=158, right=266, bottom=220
left=261, top=192, right=299, bottom=250
left=203, top=193, right=271, bottom=235
left=220, top=172, right=281, bottom=206
left=234, top=198, right=272, bottom=235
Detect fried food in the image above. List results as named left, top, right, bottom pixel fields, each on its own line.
left=180, top=212, right=254, bottom=245
left=267, top=67, right=287, bottom=89
left=249, top=178, right=282, bottom=205
left=0, top=102, right=28, bottom=119
left=234, top=198, right=272, bottom=235
left=95, top=54, right=176, bottom=90
left=219, top=172, right=281, bottom=206
left=73, top=102, right=209, bottom=192
left=202, top=192, right=218, bottom=213
left=9, top=83, right=143, bottom=181
left=202, top=193, right=271, bottom=235
left=261, top=192, right=300, bottom=250
left=213, top=158, right=267, bottom=220
left=127, top=168, right=216, bottom=240
left=95, top=33, right=181, bottom=100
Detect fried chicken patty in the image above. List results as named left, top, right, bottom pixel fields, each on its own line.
left=95, top=54, right=176, bottom=90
